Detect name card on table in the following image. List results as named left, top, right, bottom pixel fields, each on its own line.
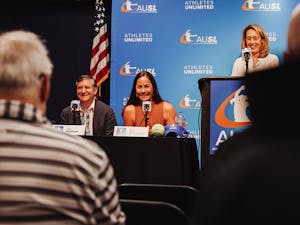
left=52, top=125, right=86, bottom=135
left=113, top=126, right=149, bottom=137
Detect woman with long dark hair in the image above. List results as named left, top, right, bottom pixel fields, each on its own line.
left=122, top=71, right=176, bottom=128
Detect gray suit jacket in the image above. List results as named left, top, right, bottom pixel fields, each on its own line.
left=60, top=100, right=117, bottom=136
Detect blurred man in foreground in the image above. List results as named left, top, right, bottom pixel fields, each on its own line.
left=0, top=30, right=125, bottom=225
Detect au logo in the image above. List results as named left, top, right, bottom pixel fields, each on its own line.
left=119, top=62, right=136, bottom=76
left=179, top=95, right=200, bottom=109
left=180, top=29, right=197, bottom=44
left=119, top=62, right=156, bottom=76
left=215, top=85, right=252, bottom=128
left=121, top=0, right=157, bottom=13
left=242, top=0, right=281, bottom=11
left=242, top=0, right=254, bottom=11
left=121, top=0, right=137, bottom=13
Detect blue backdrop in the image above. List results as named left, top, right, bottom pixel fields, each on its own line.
left=110, top=0, right=299, bottom=163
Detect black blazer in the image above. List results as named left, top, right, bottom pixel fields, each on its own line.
left=60, top=100, right=117, bottom=136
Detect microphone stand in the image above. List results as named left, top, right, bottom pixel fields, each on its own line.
left=71, top=108, right=77, bottom=125
left=245, top=59, right=249, bottom=75
left=71, top=108, right=80, bottom=125
left=72, top=111, right=75, bottom=124
left=244, top=52, right=250, bottom=76
left=144, top=110, right=149, bottom=127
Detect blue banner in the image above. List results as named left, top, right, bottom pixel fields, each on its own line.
left=110, top=0, right=299, bottom=162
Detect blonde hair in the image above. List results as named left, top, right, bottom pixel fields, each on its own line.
left=241, top=24, right=270, bottom=58
left=0, top=30, right=53, bottom=88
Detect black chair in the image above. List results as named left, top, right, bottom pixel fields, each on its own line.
left=120, top=199, right=189, bottom=225
left=118, top=183, right=199, bottom=216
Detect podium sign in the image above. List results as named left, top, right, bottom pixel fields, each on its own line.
left=199, top=76, right=252, bottom=167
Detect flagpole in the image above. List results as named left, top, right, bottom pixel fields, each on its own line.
left=95, top=0, right=100, bottom=98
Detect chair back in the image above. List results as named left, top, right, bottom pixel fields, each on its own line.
left=118, top=183, right=199, bottom=216
left=120, top=199, right=189, bottom=225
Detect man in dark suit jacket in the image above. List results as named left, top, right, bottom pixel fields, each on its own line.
left=191, top=3, right=300, bottom=225
left=60, top=75, right=117, bottom=136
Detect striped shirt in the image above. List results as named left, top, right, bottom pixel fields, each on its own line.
left=0, top=100, right=126, bottom=225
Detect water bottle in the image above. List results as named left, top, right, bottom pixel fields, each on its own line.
left=176, top=112, right=187, bottom=128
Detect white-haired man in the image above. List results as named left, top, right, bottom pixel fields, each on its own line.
left=0, top=30, right=125, bottom=225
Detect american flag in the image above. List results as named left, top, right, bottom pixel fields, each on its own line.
left=90, top=0, right=110, bottom=87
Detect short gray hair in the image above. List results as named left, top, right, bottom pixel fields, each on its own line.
left=75, top=74, right=97, bottom=87
left=0, top=30, right=53, bottom=88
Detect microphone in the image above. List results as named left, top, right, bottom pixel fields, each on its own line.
left=70, top=100, right=80, bottom=112
left=142, top=101, right=152, bottom=112
left=242, top=48, right=251, bottom=63
left=142, top=101, right=151, bottom=127
left=70, top=100, right=80, bottom=125
left=242, top=48, right=251, bottom=75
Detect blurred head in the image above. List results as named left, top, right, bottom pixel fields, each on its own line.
left=241, top=24, right=269, bottom=58
left=284, top=3, right=300, bottom=63
left=75, top=75, right=97, bottom=107
left=0, top=30, right=53, bottom=113
left=126, top=71, right=162, bottom=106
